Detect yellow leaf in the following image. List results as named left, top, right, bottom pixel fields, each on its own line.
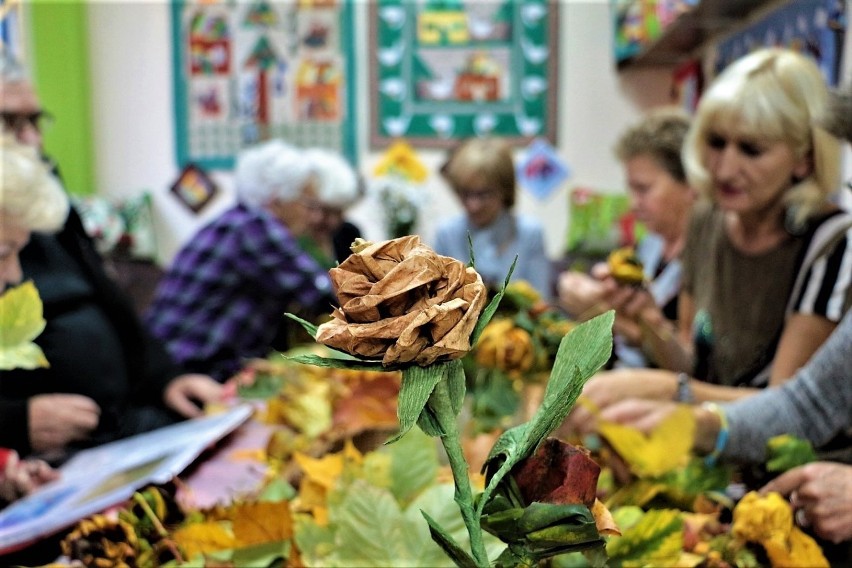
left=372, top=140, right=428, bottom=182
left=598, top=405, right=695, bottom=478
left=0, top=281, right=49, bottom=370
left=172, top=521, right=236, bottom=560
left=228, top=501, right=293, bottom=546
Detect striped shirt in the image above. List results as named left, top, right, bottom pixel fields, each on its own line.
left=145, top=204, right=333, bottom=381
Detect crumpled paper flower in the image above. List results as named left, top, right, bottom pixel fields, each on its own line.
left=316, top=236, right=487, bottom=366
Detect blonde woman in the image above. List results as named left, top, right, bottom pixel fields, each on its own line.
left=435, top=137, right=551, bottom=298
left=569, top=48, right=852, bottom=427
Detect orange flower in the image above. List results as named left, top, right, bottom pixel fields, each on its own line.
left=316, top=236, right=487, bottom=366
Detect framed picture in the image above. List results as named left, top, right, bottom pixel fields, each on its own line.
left=170, top=163, right=217, bottom=213
left=170, top=0, right=357, bottom=169
left=370, top=0, right=559, bottom=148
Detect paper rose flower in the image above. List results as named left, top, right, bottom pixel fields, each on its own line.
left=315, top=235, right=487, bottom=366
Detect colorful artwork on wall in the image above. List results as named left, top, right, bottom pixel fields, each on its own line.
left=171, top=0, right=356, bottom=169
left=713, top=0, right=846, bottom=86
left=370, top=0, right=559, bottom=148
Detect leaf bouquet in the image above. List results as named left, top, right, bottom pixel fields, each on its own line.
left=285, top=235, right=617, bottom=567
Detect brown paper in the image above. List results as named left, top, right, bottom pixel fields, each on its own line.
left=316, top=236, right=487, bottom=366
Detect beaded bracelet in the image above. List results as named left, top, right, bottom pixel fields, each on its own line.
left=701, top=402, right=728, bottom=467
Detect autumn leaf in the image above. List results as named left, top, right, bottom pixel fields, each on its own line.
left=331, top=370, right=401, bottom=437
left=597, top=405, right=695, bottom=478
left=606, top=508, right=684, bottom=566
left=230, top=501, right=293, bottom=546
left=171, top=521, right=236, bottom=561
left=0, top=281, right=49, bottom=370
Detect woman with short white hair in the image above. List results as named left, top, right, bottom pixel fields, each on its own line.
left=146, top=139, right=334, bottom=381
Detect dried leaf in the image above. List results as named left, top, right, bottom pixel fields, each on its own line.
left=229, top=501, right=293, bottom=546
left=172, top=521, right=236, bottom=561
left=597, top=404, right=695, bottom=478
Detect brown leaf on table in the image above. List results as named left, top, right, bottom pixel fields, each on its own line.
left=511, top=437, right=601, bottom=508
left=230, top=500, right=293, bottom=546
left=316, top=236, right=487, bottom=366
left=331, top=370, right=401, bottom=437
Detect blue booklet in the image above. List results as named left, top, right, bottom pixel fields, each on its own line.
left=0, top=404, right=253, bottom=553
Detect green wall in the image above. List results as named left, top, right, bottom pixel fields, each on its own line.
left=29, top=1, right=94, bottom=196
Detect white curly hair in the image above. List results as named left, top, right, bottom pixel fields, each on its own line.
left=304, top=147, right=361, bottom=209
left=0, top=134, right=68, bottom=232
left=234, top=139, right=314, bottom=208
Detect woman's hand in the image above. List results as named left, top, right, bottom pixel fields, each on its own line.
left=565, top=369, right=678, bottom=434
left=164, top=374, right=224, bottom=418
left=762, top=462, right=852, bottom=543
left=28, top=394, right=101, bottom=454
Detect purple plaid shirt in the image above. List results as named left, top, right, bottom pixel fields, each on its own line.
left=145, top=204, right=333, bottom=381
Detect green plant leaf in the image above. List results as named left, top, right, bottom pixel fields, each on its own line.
left=766, top=434, right=817, bottom=473
left=423, top=511, right=479, bottom=568
left=388, top=429, right=440, bottom=506
left=259, top=477, right=296, bottom=502
left=387, top=363, right=446, bottom=444
left=293, top=513, right=335, bottom=566
left=605, top=508, right=683, bottom=565
left=231, top=540, right=290, bottom=568
left=470, top=257, right=518, bottom=346
left=0, top=281, right=49, bottom=370
left=480, top=312, right=614, bottom=511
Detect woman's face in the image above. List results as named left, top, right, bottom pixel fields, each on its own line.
left=0, top=213, right=30, bottom=289
left=703, top=129, right=811, bottom=216
left=458, top=179, right=505, bottom=228
left=624, top=154, right=694, bottom=237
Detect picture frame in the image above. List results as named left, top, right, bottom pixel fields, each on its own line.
left=169, top=163, right=218, bottom=214
left=170, top=0, right=358, bottom=169
left=369, top=0, right=559, bottom=148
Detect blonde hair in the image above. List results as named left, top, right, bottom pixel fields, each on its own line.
left=0, top=134, right=68, bottom=232
left=440, top=137, right=516, bottom=208
left=682, top=48, right=840, bottom=227
left=615, top=108, right=691, bottom=183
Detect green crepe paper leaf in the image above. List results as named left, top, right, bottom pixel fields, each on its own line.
left=388, top=428, right=440, bottom=506
left=470, top=257, right=518, bottom=347
left=766, top=434, right=817, bottom=473
left=284, top=312, right=318, bottom=339
left=0, top=281, right=49, bottom=370
left=282, top=353, right=387, bottom=372
left=605, top=508, right=684, bottom=565
left=480, top=311, right=614, bottom=512
left=447, top=358, right=466, bottom=416
left=387, top=362, right=446, bottom=444
left=231, top=540, right=290, bottom=568
left=422, top=511, right=479, bottom=568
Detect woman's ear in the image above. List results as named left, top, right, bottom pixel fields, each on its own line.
left=792, top=152, right=813, bottom=182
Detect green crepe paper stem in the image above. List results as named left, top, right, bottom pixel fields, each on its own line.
left=428, top=378, right=490, bottom=568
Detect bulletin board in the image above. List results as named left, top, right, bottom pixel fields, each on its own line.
left=170, top=0, right=357, bottom=170
left=713, top=0, right=846, bottom=86
left=370, top=0, right=559, bottom=148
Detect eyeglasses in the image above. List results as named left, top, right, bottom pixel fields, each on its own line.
left=0, top=110, right=53, bottom=134
left=459, top=188, right=500, bottom=203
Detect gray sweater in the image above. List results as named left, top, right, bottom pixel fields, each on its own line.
left=722, top=310, right=852, bottom=463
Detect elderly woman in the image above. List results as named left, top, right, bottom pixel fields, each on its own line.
left=434, top=137, right=551, bottom=299
left=145, top=140, right=334, bottom=382
left=569, top=48, right=851, bottom=429
left=298, top=147, right=363, bottom=268
left=0, top=136, right=68, bottom=500
left=558, top=109, right=695, bottom=368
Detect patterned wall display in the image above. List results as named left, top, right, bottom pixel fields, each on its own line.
left=171, top=0, right=357, bottom=170
left=714, top=0, right=846, bottom=86
left=370, top=0, right=559, bottom=148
